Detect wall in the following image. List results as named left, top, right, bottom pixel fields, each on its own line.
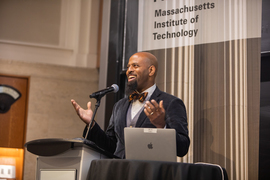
left=0, top=0, right=100, bottom=68
left=0, top=1, right=102, bottom=179
left=0, top=59, right=99, bottom=180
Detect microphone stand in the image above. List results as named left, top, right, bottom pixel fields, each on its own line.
left=83, top=84, right=119, bottom=140
left=85, top=95, right=102, bottom=139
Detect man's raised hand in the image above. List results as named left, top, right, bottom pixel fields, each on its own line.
left=71, top=99, right=93, bottom=125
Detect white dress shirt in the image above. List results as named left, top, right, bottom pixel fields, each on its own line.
left=131, top=84, right=156, bottom=119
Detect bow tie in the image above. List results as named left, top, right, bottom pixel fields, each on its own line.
left=128, top=91, right=148, bottom=102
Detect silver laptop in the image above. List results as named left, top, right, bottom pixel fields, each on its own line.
left=124, top=127, right=177, bottom=162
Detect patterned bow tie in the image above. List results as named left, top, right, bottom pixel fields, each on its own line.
left=128, top=91, right=148, bottom=102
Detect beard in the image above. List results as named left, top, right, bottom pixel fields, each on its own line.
left=125, top=80, right=138, bottom=95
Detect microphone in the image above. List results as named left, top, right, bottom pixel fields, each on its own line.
left=90, top=84, right=119, bottom=99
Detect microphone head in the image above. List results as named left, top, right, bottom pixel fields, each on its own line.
left=111, top=84, right=119, bottom=93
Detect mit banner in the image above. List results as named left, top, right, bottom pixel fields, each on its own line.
left=137, top=0, right=261, bottom=179
left=138, top=0, right=261, bottom=51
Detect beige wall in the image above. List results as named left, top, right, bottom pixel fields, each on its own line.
left=0, top=59, right=99, bottom=180
left=0, top=0, right=100, bottom=68
left=0, top=0, right=103, bottom=179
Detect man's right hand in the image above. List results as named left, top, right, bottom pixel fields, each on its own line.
left=71, top=99, right=93, bottom=125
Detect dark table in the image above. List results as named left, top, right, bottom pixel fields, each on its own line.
left=87, top=159, right=228, bottom=180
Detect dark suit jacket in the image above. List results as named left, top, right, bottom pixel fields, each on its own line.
left=84, top=87, right=190, bottom=159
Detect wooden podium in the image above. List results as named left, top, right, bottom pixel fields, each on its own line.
left=25, top=138, right=117, bottom=180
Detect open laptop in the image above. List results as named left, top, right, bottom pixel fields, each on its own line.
left=124, top=127, right=177, bottom=162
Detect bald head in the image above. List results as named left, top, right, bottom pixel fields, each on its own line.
left=126, top=52, right=158, bottom=92
left=131, top=52, right=158, bottom=76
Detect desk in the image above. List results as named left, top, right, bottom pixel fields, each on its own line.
left=87, top=159, right=228, bottom=180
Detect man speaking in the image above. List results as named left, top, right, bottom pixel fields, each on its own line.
left=71, top=52, right=190, bottom=158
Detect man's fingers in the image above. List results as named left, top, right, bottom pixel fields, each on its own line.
left=144, top=108, right=150, bottom=116
left=144, top=101, right=154, bottom=113
left=71, top=99, right=78, bottom=109
left=87, top=101, right=91, bottom=110
left=145, top=100, right=165, bottom=114
left=71, top=99, right=83, bottom=115
left=150, top=100, right=159, bottom=109
left=144, top=100, right=166, bottom=128
left=71, top=99, right=75, bottom=106
left=159, top=100, right=164, bottom=110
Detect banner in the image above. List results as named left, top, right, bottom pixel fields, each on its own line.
left=138, top=0, right=261, bottom=51
left=137, top=0, right=261, bottom=179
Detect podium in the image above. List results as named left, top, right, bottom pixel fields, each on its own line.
left=25, top=138, right=117, bottom=180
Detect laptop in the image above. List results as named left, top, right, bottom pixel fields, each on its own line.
left=124, top=127, right=177, bottom=162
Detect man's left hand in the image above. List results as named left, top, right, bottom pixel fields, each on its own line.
left=144, top=100, right=165, bottom=128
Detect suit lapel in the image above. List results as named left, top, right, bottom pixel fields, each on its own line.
left=121, top=98, right=131, bottom=127
left=135, top=87, right=162, bottom=127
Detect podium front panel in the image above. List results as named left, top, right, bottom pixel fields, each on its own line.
left=36, top=146, right=108, bottom=180
left=40, top=169, right=77, bottom=180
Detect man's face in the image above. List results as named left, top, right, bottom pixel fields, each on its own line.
left=126, top=54, right=150, bottom=93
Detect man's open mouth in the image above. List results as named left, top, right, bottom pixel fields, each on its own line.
left=128, top=75, right=136, bottom=81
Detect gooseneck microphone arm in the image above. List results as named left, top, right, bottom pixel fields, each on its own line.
left=85, top=98, right=100, bottom=138
left=85, top=84, right=119, bottom=138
